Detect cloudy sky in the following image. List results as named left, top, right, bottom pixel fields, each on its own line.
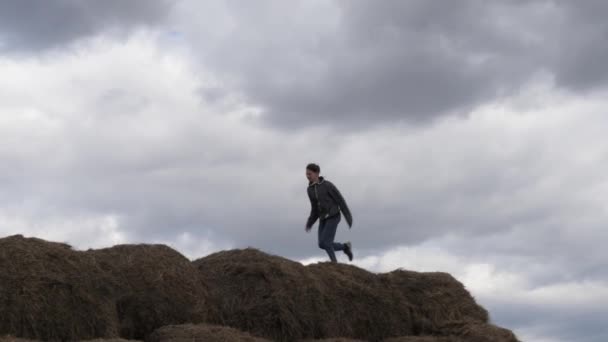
left=1, top=1, right=607, bottom=341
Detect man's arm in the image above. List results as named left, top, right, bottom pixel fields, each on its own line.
left=329, top=182, right=353, bottom=227
left=306, top=190, right=319, bottom=229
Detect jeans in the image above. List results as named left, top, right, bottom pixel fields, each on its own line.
left=318, top=214, right=345, bottom=262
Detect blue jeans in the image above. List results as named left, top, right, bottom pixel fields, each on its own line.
left=318, top=214, right=345, bottom=262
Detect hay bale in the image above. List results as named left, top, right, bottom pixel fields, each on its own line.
left=147, top=323, right=270, bottom=342
left=299, top=339, right=365, bottom=342
left=0, top=336, right=38, bottom=342
left=385, top=337, right=463, bottom=342
left=147, top=325, right=367, bottom=342
left=81, top=339, right=140, bottom=342
left=0, top=235, right=209, bottom=341
left=193, top=249, right=326, bottom=340
left=0, top=338, right=139, bottom=342
left=306, top=262, right=417, bottom=339
left=436, top=321, right=519, bottom=342
left=89, top=245, right=209, bottom=339
left=385, top=324, right=519, bottom=342
left=379, top=270, right=488, bottom=334
left=0, top=338, right=140, bottom=342
left=194, top=248, right=517, bottom=342
left=0, top=235, right=518, bottom=342
left=0, top=235, right=120, bottom=340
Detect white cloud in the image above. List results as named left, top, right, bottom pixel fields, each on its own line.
left=161, top=231, right=232, bottom=260
left=0, top=211, right=127, bottom=248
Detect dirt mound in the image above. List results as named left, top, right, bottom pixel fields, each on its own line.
left=0, top=235, right=208, bottom=341
left=194, top=248, right=518, bottom=342
left=147, top=323, right=269, bottom=342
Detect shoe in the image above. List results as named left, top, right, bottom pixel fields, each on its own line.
left=344, top=241, right=353, bottom=261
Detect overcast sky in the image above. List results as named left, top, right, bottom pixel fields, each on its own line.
left=1, top=1, right=607, bottom=341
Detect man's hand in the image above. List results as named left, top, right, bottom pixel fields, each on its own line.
left=305, top=224, right=312, bottom=233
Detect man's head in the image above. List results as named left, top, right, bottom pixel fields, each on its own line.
left=306, top=163, right=320, bottom=183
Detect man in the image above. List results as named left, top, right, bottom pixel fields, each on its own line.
left=305, top=163, right=354, bottom=263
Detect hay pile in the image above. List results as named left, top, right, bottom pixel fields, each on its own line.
left=145, top=324, right=514, bottom=342
left=299, top=338, right=366, bottom=342
left=0, top=235, right=517, bottom=342
left=0, top=337, right=139, bottom=342
left=0, top=235, right=118, bottom=340
left=0, top=235, right=208, bottom=341
left=0, top=336, right=37, bottom=342
left=194, top=249, right=415, bottom=341
left=147, top=323, right=269, bottom=342
left=194, top=248, right=518, bottom=342
left=385, top=338, right=464, bottom=342
left=88, top=245, right=208, bottom=339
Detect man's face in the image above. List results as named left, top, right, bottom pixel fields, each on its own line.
left=306, top=169, right=319, bottom=183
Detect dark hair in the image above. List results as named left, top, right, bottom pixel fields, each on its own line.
left=306, top=163, right=320, bottom=173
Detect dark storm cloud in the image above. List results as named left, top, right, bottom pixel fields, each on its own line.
left=552, top=1, right=608, bottom=91
left=180, top=0, right=531, bottom=127
left=178, top=0, right=608, bottom=129
left=261, top=0, right=531, bottom=127
left=0, top=0, right=174, bottom=51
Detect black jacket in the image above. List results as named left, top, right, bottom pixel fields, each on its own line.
left=306, top=177, right=353, bottom=228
